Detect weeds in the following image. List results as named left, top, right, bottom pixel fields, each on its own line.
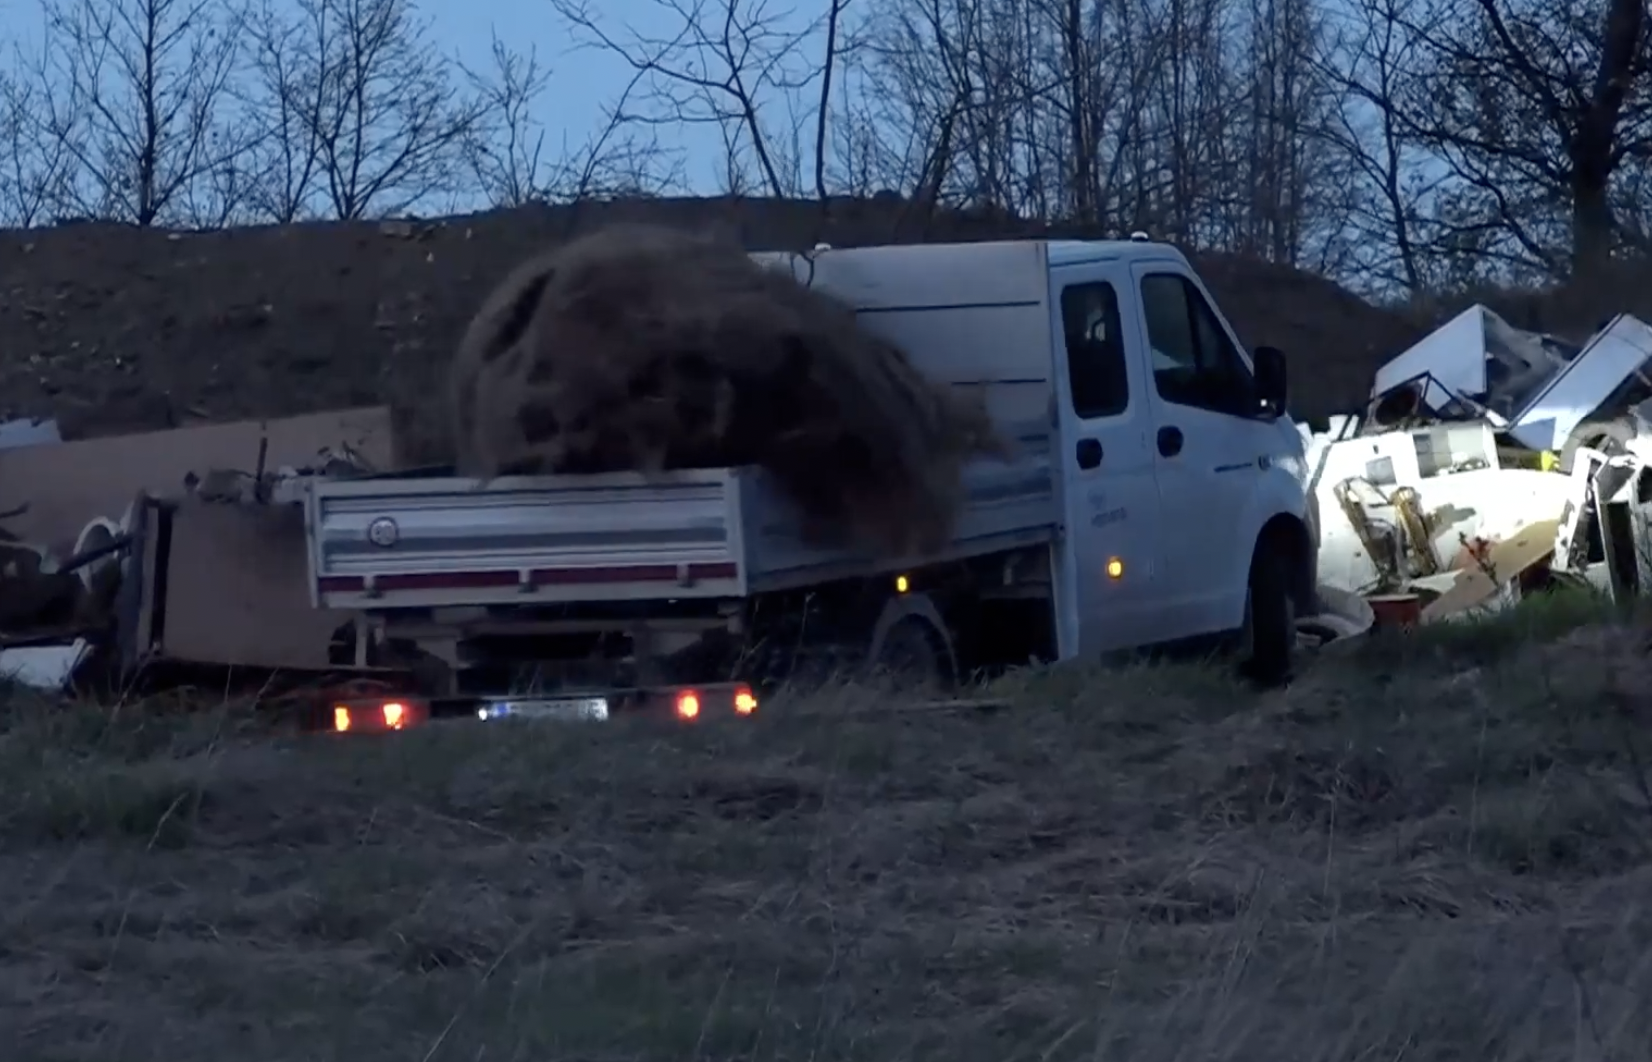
left=1, top=596, right=1649, bottom=1061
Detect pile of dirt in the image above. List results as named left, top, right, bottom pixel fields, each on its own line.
left=452, top=225, right=1001, bottom=554
left=0, top=199, right=1426, bottom=445
left=1188, top=252, right=1426, bottom=422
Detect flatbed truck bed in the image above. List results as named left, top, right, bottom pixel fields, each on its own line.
left=305, top=434, right=1057, bottom=613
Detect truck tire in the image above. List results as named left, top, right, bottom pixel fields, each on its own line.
left=1240, top=541, right=1296, bottom=687
left=869, top=615, right=952, bottom=690
left=866, top=593, right=957, bottom=691
left=1559, top=417, right=1634, bottom=472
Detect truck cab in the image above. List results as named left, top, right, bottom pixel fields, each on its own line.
left=1041, top=240, right=1316, bottom=668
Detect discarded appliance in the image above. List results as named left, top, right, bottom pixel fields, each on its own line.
left=1305, top=419, right=1575, bottom=619
left=0, top=407, right=396, bottom=685
left=1366, top=306, right=1652, bottom=466
left=1300, top=584, right=1376, bottom=646
left=0, top=638, right=90, bottom=690
left=1557, top=435, right=1652, bottom=603
left=0, top=416, right=61, bottom=451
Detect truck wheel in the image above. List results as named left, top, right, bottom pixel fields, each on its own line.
left=866, top=607, right=956, bottom=691
left=1240, top=542, right=1296, bottom=687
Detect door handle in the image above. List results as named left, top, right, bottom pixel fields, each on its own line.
left=1075, top=437, right=1103, bottom=469
left=1157, top=426, right=1183, bottom=457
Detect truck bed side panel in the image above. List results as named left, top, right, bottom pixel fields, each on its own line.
left=307, top=471, right=749, bottom=608
left=741, top=428, right=1056, bottom=592
left=308, top=441, right=1058, bottom=611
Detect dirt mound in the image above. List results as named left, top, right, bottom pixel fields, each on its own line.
left=1189, top=252, right=1426, bottom=421
left=0, top=199, right=1425, bottom=444
left=451, top=225, right=1002, bottom=555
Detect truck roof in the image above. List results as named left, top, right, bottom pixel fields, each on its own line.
left=753, top=239, right=1191, bottom=312
left=1044, top=238, right=1186, bottom=266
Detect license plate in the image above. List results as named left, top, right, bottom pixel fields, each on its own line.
left=477, top=697, right=610, bottom=722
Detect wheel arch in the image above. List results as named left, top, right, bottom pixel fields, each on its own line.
left=867, top=590, right=959, bottom=684
left=1254, top=511, right=1316, bottom=614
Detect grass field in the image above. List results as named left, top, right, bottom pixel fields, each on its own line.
left=3, top=593, right=1651, bottom=1061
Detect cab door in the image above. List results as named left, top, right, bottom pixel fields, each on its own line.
left=1048, top=259, right=1169, bottom=657
left=1128, top=261, right=1273, bottom=636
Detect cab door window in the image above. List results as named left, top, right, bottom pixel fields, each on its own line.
left=1059, top=281, right=1130, bottom=418
left=1139, top=273, right=1257, bottom=416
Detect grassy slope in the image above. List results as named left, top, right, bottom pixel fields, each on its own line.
left=3, top=593, right=1651, bottom=1062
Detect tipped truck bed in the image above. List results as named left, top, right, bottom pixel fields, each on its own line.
left=305, top=438, right=1056, bottom=611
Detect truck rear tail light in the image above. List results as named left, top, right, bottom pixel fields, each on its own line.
left=331, top=698, right=427, bottom=733
left=674, top=686, right=756, bottom=719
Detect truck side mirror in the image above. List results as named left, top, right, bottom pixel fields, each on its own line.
left=1253, top=345, right=1287, bottom=416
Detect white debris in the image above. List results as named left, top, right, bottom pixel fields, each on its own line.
left=0, top=638, right=89, bottom=690
left=0, top=417, right=60, bottom=451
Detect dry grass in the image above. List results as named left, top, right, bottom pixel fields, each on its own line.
left=3, top=593, right=1652, bottom=1061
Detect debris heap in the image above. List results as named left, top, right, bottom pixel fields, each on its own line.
left=449, top=224, right=1004, bottom=556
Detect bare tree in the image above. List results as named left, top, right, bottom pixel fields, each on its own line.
left=1311, top=0, right=1445, bottom=291
left=458, top=33, right=673, bottom=207
left=458, top=33, right=552, bottom=207
left=813, top=0, right=851, bottom=202
left=853, top=0, right=999, bottom=210
left=28, top=0, right=248, bottom=225
left=1401, top=0, right=1652, bottom=281
left=242, top=0, right=478, bottom=220
left=0, top=53, right=79, bottom=226
left=551, top=0, right=828, bottom=197
left=537, top=96, right=683, bottom=202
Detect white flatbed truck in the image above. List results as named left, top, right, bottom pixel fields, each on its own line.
left=304, top=238, right=1322, bottom=729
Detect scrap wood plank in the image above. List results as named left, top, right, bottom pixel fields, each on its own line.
left=1419, top=518, right=1560, bottom=622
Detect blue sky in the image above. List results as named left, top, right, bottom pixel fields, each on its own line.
left=0, top=0, right=750, bottom=191
left=445, top=0, right=831, bottom=192
left=441, top=0, right=660, bottom=149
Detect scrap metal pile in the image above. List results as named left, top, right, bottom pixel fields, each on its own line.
left=0, top=409, right=390, bottom=688
left=1304, top=304, right=1652, bottom=624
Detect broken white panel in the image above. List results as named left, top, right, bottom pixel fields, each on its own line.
left=1507, top=314, right=1652, bottom=452
left=1313, top=425, right=1504, bottom=591
left=1371, top=305, right=1576, bottom=422
left=1585, top=441, right=1652, bottom=600
left=1412, top=468, right=1572, bottom=558
left=1552, top=446, right=1610, bottom=571
left=1372, top=307, right=1491, bottom=412
left=0, top=638, right=89, bottom=690
left=1311, top=423, right=1499, bottom=493
left=1315, top=463, right=1571, bottom=593
left=0, top=417, right=61, bottom=451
